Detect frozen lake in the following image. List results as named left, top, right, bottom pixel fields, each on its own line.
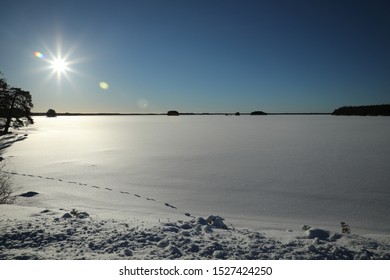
left=4, top=115, right=390, bottom=234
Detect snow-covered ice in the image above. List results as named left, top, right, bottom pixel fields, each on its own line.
left=1, top=115, right=389, bottom=259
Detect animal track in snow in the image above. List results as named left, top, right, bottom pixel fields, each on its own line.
left=1, top=170, right=193, bottom=218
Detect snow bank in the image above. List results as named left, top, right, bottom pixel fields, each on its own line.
left=1, top=205, right=389, bottom=260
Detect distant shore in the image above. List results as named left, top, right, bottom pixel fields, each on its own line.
left=31, top=104, right=390, bottom=117
left=332, top=104, right=390, bottom=116
left=31, top=112, right=332, bottom=116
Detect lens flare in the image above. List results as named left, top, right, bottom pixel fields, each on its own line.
left=137, top=98, right=149, bottom=109
left=34, top=51, right=44, bottom=58
left=99, top=81, right=109, bottom=90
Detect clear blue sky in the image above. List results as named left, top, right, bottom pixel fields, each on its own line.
left=1, top=0, right=389, bottom=113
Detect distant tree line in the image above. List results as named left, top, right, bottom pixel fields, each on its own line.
left=167, top=110, right=179, bottom=116
left=0, top=72, right=34, bottom=134
left=332, top=104, right=390, bottom=116
left=250, top=111, right=267, bottom=115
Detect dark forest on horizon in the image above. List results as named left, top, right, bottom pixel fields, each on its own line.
left=332, top=104, right=390, bottom=116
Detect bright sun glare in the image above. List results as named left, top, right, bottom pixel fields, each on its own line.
left=50, top=57, right=69, bottom=74
left=34, top=38, right=81, bottom=85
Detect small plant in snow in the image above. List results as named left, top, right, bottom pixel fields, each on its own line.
left=0, top=165, right=16, bottom=204
left=301, top=225, right=311, bottom=231
left=70, top=208, right=79, bottom=217
left=341, top=222, right=351, bottom=234
left=69, top=208, right=90, bottom=219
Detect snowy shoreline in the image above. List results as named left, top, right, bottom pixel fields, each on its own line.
left=1, top=204, right=389, bottom=260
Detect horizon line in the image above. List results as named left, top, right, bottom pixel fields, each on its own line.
left=31, top=112, right=332, bottom=116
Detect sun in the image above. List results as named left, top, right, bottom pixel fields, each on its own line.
left=50, top=57, right=69, bottom=74
left=34, top=37, right=82, bottom=85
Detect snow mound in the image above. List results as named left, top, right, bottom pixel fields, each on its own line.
left=0, top=207, right=389, bottom=260
left=206, top=215, right=229, bottom=229
left=305, top=228, right=330, bottom=240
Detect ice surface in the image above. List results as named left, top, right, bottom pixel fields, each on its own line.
left=1, top=115, right=390, bottom=259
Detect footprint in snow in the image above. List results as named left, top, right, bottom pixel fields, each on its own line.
left=164, top=203, right=177, bottom=209
left=92, top=186, right=100, bottom=189
left=146, top=198, right=156, bottom=201
left=105, top=188, right=113, bottom=191
left=134, top=194, right=141, bottom=198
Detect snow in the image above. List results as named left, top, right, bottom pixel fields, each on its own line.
left=1, top=115, right=390, bottom=259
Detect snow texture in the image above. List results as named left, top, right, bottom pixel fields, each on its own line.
left=0, top=206, right=389, bottom=260
left=1, top=116, right=390, bottom=259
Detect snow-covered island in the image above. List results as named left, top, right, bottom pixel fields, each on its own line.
left=1, top=116, right=389, bottom=260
